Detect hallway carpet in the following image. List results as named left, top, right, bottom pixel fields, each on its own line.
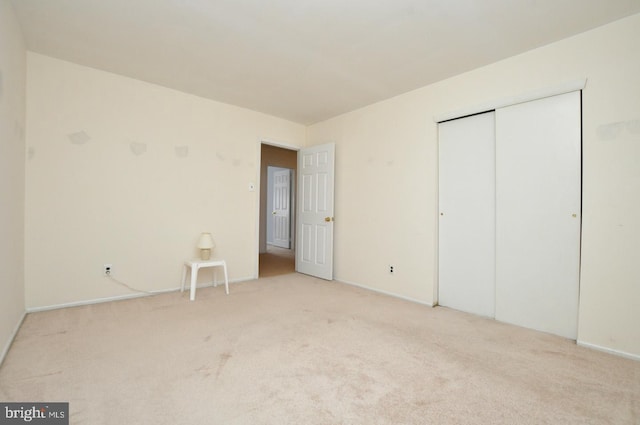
left=259, top=245, right=295, bottom=277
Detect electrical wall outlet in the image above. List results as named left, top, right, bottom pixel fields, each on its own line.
left=103, top=264, right=112, bottom=276
left=389, top=265, right=394, bottom=274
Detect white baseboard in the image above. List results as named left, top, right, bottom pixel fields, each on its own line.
left=232, top=276, right=257, bottom=284
left=0, top=311, right=27, bottom=368
left=26, top=278, right=249, bottom=313
left=577, top=340, right=640, bottom=362
left=336, top=278, right=433, bottom=307
left=26, top=288, right=172, bottom=313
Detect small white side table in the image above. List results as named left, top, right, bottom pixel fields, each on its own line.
left=181, top=259, right=229, bottom=301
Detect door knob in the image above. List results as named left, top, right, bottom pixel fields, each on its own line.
left=272, top=211, right=277, bottom=215
left=324, top=217, right=334, bottom=222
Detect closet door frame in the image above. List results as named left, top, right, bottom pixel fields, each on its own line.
left=436, top=85, right=583, bottom=340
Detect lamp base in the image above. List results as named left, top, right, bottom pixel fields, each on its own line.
left=200, top=249, right=211, bottom=260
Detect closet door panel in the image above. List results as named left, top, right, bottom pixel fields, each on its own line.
left=495, top=92, right=581, bottom=339
left=438, top=112, right=496, bottom=318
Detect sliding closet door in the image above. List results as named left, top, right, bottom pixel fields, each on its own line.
left=439, top=112, right=496, bottom=318
left=495, top=92, right=581, bottom=339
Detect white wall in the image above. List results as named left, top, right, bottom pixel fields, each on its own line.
left=25, top=53, right=306, bottom=309
left=307, top=14, right=640, bottom=358
left=0, top=0, right=26, bottom=363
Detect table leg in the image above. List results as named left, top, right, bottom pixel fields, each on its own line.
left=181, top=264, right=187, bottom=292
left=190, top=265, right=198, bottom=301
left=223, top=263, right=229, bottom=295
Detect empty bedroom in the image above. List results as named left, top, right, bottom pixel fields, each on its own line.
left=1, top=1, right=639, bottom=424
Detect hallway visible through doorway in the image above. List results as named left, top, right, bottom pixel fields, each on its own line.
left=259, top=143, right=297, bottom=278
left=259, top=245, right=295, bottom=277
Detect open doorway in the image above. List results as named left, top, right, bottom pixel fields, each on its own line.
left=259, top=143, right=297, bottom=277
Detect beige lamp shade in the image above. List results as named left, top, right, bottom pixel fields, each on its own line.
left=197, top=233, right=215, bottom=249
left=197, top=233, right=215, bottom=260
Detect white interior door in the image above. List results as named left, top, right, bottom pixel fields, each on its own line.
left=438, top=112, right=496, bottom=317
left=272, top=168, right=291, bottom=248
left=296, top=143, right=335, bottom=280
left=495, top=91, right=581, bottom=339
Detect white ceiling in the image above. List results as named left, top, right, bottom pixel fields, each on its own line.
left=10, top=0, right=640, bottom=125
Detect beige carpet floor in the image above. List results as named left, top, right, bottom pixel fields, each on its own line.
left=1, top=273, right=638, bottom=424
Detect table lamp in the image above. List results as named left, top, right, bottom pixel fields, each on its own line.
left=197, top=232, right=215, bottom=260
